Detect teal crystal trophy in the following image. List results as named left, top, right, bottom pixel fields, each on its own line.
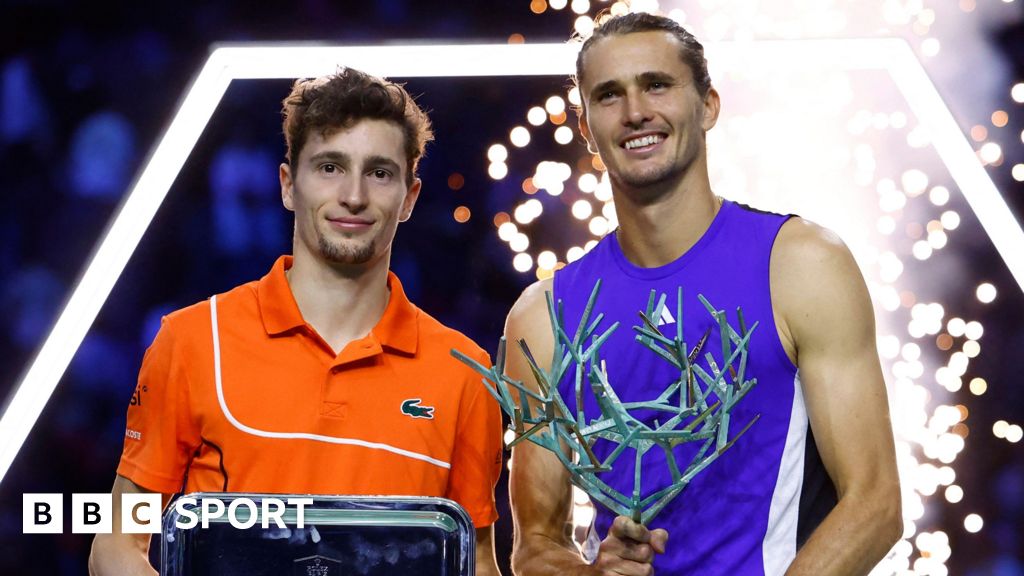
left=453, top=281, right=759, bottom=525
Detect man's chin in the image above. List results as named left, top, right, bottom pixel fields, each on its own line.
left=617, top=166, right=676, bottom=189
left=318, top=240, right=376, bottom=266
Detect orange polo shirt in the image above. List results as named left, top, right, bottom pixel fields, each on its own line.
left=117, top=256, right=502, bottom=527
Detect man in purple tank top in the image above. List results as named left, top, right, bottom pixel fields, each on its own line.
left=503, top=12, right=902, bottom=576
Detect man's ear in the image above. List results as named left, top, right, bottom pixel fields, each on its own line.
left=702, top=87, right=721, bottom=132
left=578, top=112, right=598, bottom=155
left=399, top=178, right=422, bottom=223
left=279, top=163, right=296, bottom=211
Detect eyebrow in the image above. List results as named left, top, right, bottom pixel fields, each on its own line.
left=307, top=150, right=350, bottom=165
left=589, top=71, right=682, bottom=100
left=589, top=79, right=621, bottom=100
left=637, top=71, right=678, bottom=85
left=364, top=155, right=402, bottom=174
left=306, top=151, right=402, bottom=174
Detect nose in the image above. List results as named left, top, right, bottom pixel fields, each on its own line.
left=338, top=174, right=369, bottom=213
left=621, top=89, right=653, bottom=129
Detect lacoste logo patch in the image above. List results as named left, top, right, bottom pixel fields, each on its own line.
left=401, top=399, right=434, bottom=419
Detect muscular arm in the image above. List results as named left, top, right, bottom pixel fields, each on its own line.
left=475, top=526, right=500, bottom=576
left=506, top=279, right=583, bottom=575
left=772, top=219, right=903, bottom=575
left=88, top=475, right=169, bottom=576
left=507, top=280, right=665, bottom=576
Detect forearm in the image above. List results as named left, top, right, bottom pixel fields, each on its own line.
left=88, top=534, right=157, bottom=576
left=512, top=532, right=591, bottom=576
left=475, top=552, right=501, bottom=576
left=785, top=492, right=902, bottom=575
left=475, top=526, right=500, bottom=576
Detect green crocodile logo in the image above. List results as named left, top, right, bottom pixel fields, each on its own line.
left=401, top=399, right=434, bottom=419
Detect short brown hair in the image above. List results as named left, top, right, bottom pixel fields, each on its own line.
left=573, top=12, right=712, bottom=103
left=281, top=68, right=434, bottom=185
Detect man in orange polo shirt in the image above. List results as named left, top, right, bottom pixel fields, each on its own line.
left=89, top=68, right=503, bottom=575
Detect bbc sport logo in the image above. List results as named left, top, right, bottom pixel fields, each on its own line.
left=23, top=493, right=314, bottom=534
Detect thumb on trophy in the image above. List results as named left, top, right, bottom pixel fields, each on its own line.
left=649, top=528, right=668, bottom=555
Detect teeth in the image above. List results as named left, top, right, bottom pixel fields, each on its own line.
left=624, top=135, right=662, bottom=150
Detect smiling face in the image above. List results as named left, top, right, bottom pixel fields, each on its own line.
left=279, top=118, right=420, bottom=269
left=579, top=31, right=720, bottom=196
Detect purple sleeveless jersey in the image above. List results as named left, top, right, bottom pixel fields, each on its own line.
left=552, top=199, right=837, bottom=575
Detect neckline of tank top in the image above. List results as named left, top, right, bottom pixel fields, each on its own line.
left=607, top=197, right=734, bottom=281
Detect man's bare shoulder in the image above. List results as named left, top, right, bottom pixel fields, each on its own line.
left=507, top=278, right=554, bottom=327
left=504, top=278, right=557, bottom=366
left=772, top=216, right=863, bottom=297
left=774, top=217, right=850, bottom=267
left=771, top=216, right=874, bottom=350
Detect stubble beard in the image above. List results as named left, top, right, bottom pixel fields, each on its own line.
left=613, top=135, right=702, bottom=195
left=617, top=161, right=680, bottom=189
left=317, top=230, right=376, bottom=265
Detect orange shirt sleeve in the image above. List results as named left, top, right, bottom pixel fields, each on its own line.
left=445, top=348, right=504, bottom=528
left=116, top=315, right=202, bottom=493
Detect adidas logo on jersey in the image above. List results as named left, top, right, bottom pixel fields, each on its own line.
left=657, top=306, right=675, bottom=326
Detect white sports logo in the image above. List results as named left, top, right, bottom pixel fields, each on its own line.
left=657, top=306, right=675, bottom=327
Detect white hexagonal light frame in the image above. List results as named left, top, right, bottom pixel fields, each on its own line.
left=1, top=39, right=1021, bottom=483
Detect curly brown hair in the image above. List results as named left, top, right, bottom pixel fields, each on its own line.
left=281, top=68, right=434, bottom=185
